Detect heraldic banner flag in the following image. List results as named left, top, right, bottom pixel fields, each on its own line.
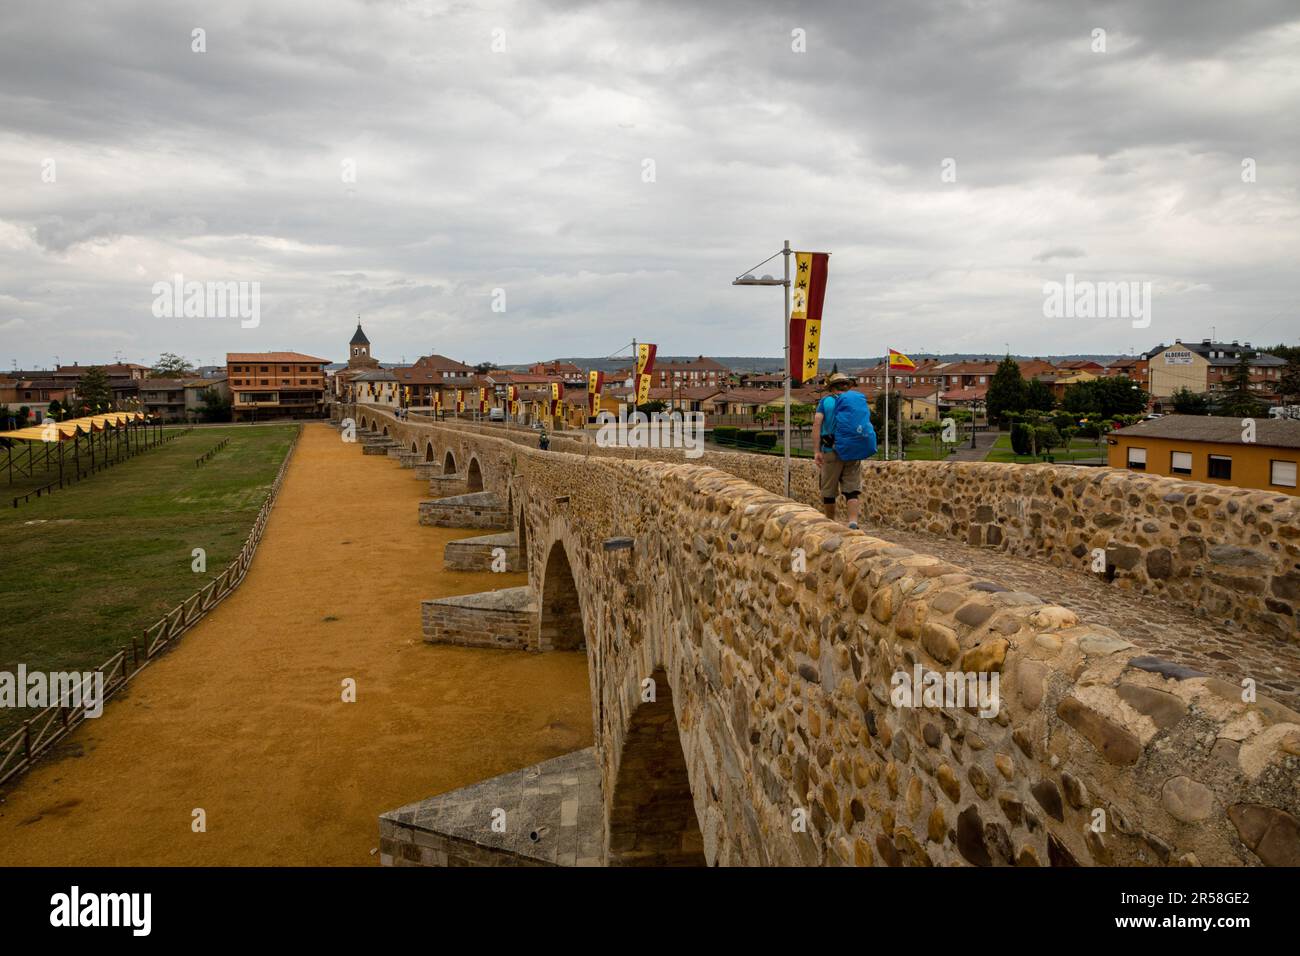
left=636, top=342, right=657, bottom=404
left=788, top=251, right=830, bottom=387
left=888, top=349, right=916, bottom=371
left=550, top=381, right=563, bottom=416
left=587, top=370, right=604, bottom=418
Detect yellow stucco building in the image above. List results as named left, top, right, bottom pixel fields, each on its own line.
left=1108, top=416, right=1299, bottom=495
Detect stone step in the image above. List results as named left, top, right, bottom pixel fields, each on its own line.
left=379, top=747, right=602, bottom=867
left=444, top=531, right=522, bottom=572
left=421, top=584, right=536, bottom=650
left=398, top=452, right=419, bottom=468
left=414, top=462, right=441, bottom=479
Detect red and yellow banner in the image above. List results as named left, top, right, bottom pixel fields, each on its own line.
left=509, top=385, right=519, bottom=416
left=635, top=343, right=657, bottom=404
left=888, top=349, right=916, bottom=371
left=550, top=382, right=563, bottom=417
left=587, top=370, right=604, bottom=417
left=456, top=389, right=465, bottom=413
left=478, top=387, right=487, bottom=414
left=434, top=391, right=442, bottom=413
left=788, top=251, right=830, bottom=387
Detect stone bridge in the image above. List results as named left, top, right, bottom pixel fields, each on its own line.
left=343, top=404, right=1299, bottom=868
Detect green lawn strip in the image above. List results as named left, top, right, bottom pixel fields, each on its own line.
left=1, top=427, right=192, bottom=499
left=984, top=434, right=1107, bottom=463
left=0, top=425, right=295, bottom=739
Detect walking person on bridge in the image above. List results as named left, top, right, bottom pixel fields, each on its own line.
left=813, top=372, right=876, bottom=530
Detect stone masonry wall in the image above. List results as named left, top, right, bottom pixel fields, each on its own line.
left=352, top=405, right=1300, bottom=866
left=421, top=586, right=537, bottom=650
left=423, top=417, right=1300, bottom=641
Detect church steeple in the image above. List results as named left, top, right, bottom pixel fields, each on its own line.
left=348, top=316, right=376, bottom=368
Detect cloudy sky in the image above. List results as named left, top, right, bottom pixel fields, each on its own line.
left=1, top=0, right=1297, bottom=370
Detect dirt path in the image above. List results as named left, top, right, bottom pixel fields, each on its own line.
left=0, top=423, right=593, bottom=866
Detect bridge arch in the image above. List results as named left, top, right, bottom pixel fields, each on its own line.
left=539, top=539, right=585, bottom=652
left=382, top=425, right=389, bottom=437
left=466, top=456, right=484, bottom=492
left=607, top=667, right=706, bottom=867
left=424, top=441, right=435, bottom=462
left=360, top=415, right=368, bottom=429
left=443, top=450, right=457, bottom=474
left=410, top=440, right=418, bottom=453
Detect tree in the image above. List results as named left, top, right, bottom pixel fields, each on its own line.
left=1062, top=377, right=1147, bottom=418
left=151, top=352, right=195, bottom=378
left=1279, top=356, right=1300, bottom=407
left=1024, top=377, right=1056, bottom=412
left=1170, top=386, right=1211, bottom=415
left=197, top=388, right=232, bottom=423
left=1219, top=352, right=1265, bottom=418
left=986, top=356, right=1027, bottom=426
left=47, top=398, right=64, bottom=421
left=1034, top=424, right=1063, bottom=457
left=76, top=366, right=113, bottom=412
left=1010, top=421, right=1033, bottom=456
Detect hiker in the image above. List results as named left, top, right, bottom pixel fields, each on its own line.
left=813, top=372, right=877, bottom=530
left=538, top=427, right=550, bottom=451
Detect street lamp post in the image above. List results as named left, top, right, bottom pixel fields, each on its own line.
left=733, top=241, right=793, bottom=497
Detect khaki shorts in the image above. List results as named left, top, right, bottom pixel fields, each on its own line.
left=819, top=448, right=862, bottom=502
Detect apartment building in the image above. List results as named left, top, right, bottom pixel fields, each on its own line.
left=1146, top=339, right=1286, bottom=403
left=226, top=352, right=330, bottom=421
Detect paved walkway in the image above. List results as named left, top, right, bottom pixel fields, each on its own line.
left=873, top=525, right=1300, bottom=710
left=0, top=423, right=592, bottom=865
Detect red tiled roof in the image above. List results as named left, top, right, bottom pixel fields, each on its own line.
left=227, top=352, right=331, bottom=364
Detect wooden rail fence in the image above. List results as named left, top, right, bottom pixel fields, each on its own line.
left=195, top=437, right=230, bottom=467
left=0, top=423, right=303, bottom=789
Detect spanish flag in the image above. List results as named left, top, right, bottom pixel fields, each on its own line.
left=587, top=370, right=605, bottom=417
left=788, top=252, right=830, bottom=387
left=888, top=349, right=916, bottom=371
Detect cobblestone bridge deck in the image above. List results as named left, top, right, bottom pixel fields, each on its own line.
left=877, top=525, right=1300, bottom=711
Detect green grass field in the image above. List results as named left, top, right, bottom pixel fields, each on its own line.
left=983, top=434, right=1107, bottom=463
left=0, top=424, right=296, bottom=738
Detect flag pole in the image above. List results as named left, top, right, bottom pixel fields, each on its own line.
left=884, top=353, right=890, bottom=461
left=782, top=240, right=791, bottom=498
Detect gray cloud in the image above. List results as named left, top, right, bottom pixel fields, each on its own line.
left=0, top=0, right=1297, bottom=370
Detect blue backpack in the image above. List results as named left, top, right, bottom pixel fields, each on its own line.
left=825, top=390, right=877, bottom=461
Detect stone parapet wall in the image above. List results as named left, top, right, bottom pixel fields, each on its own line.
left=351, top=404, right=1300, bottom=866
left=419, top=415, right=1299, bottom=641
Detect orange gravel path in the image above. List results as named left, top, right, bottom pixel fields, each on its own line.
left=0, top=423, right=593, bottom=866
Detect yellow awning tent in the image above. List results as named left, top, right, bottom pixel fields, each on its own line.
left=0, top=411, right=145, bottom=442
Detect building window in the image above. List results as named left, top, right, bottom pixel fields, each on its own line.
left=1170, top=451, right=1192, bottom=475
left=1208, top=455, right=1232, bottom=480
left=1271, top=460, right=1297, bottom=488
left=1126, top=447, right=1147, bottom=470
